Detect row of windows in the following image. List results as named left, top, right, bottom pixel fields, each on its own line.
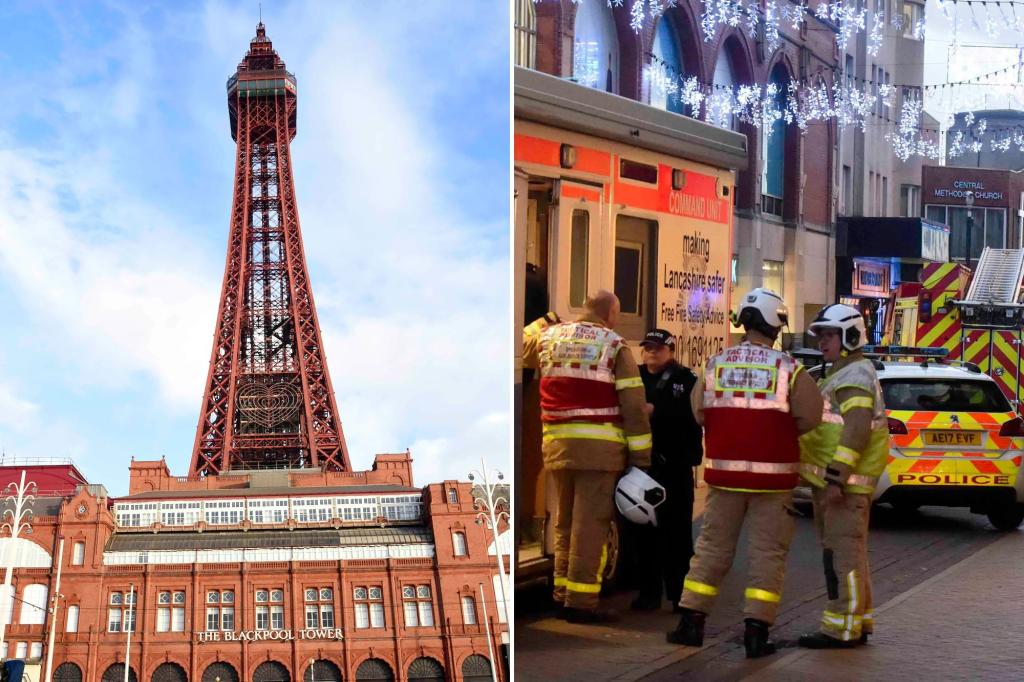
left=114, top=493, right=422, bottom=528
left=100, top=584, right=471, bottom=632
left=2, top=574, right=506, bottom=635
left=103, top=542, right=435, bottom=566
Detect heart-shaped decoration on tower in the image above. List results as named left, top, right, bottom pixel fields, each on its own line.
left=236, top=380, right=302, bottom=429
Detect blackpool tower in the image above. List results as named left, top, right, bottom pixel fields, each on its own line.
left=189, top=23, right=350, bottom=477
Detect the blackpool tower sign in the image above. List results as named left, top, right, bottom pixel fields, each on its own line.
left=190, top=23, right=351, bottom=478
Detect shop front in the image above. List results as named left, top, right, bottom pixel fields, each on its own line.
left=836, top=217, right=951, bottom=345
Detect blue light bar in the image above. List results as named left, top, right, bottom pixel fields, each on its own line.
left=862, top=345, right=950, bottom=358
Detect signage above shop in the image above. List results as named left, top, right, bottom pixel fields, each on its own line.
left=851, top=261, right=891, bottom=297
left=196, top=628, right=344, bottom=643
left=931, top=180, right=1005, bottom=202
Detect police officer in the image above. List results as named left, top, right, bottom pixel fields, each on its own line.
left=629, top=328, right=702, bottom=612
left=798, top=304, right=888, bottom=648
left=522, top=290, right=652, bottom=624
left=668, top=288, right=822, bottom=658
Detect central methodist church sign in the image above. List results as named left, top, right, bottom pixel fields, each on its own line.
left=196, top=628, right=344, bottom=643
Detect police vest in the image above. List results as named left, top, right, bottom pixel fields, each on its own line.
left=702, top=343, right=802, bottom=491
left=539, top=321, right=624, bottom=424
left=799, top=358, right=889, bottom=494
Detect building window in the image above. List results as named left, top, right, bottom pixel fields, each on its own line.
left=650, top=16, right=685, bottom=114
left=14, top=642, right=25, bottom=660
left=353, top=586, right=385, bottom=629
left=107, top=591, right=136, bottom=633
left=569, top=209, right=590, bottom=308
left=900, top=185, right=920, bottom=217
left=72, top=542, right=85, bottom=566
left=842, top=165, right=853, bottom=215
left=453, top=532, right=468, bottom=557
left=402, top=585, right=435, bottom=628
left=303, top=587, right=335, bottom=629
left=514, top=0, right=537, bottom=69
left=156, top=591, right=186, bottom=633
left=20, top=584, right=47, bottom=625
left=462, top=596, right=478, bottom=625
left=205, top=590, right=234, bottom=631
left=28, top=642, right=41, bottom=660
left=902, top=0, right=924, bottom=38
left=762, top=261, right=785, bottom=298
left=254, top=589, right=279, bottom=630
left=447, top=488, right=458, bottom=505
left=881, top=176, right=889, bottom=216
left=925, top=205, right=1006, bottom=260
left=573, top=0, right=619, bottom=92
left=711, top=47, right=737, bottom=129
left=761, top=65, right=788, bottom=217
left=66, top=605, right=79, bottom=633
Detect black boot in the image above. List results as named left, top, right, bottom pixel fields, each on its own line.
left=798, top=631, right=859, bottom=649
left=666, top=608, right=706, bottom=646
left=744, top=618, right=777, bottom=659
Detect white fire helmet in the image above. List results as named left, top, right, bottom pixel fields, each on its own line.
left=615, top=467, right=667, bottom=526
left=733, top=288, right=789, bottom=332
left=808, top=303, right=867, bottom=351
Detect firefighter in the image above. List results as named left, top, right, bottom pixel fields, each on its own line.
left=629, top=328, right=702, bottom=612
left=522, top=290, right=652, bottom=624
left=798, top=304, right=888, bottom=648
left=667, top=288, right=822, bottom=658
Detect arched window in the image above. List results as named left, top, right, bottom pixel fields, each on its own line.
left=514, top=0, right=537, bottom=68
left=762, top=64, right=790, bottom=216
left=304, top=660, right=342, bottom=682
left=20, top=584, right=48, bottom=625
left=202, top=662, right=238, bottom=682
left=152, top=662, right=187, bottom=682
left=53, top=663, right=82, bottom=682
left=462, top=655, right=493, bottom=682
left=711, top=47, right=737, bottom=128
left=102, top=665, right=137, bottom=682
left=574, top=0, right=619, bottom=93
left=253, top=660, right=290, bottom=682
left=355, top=658, right=395, bottom=681
left=452, top=531, right=468, bottom=556
left=651, top=17, right=685, bottom=114
left=407, top=657, right=445, bottom=681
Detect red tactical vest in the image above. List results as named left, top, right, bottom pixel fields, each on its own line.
left=538, top=321, right=623, bottom=423
left=702, top=342, right=801, bottom=491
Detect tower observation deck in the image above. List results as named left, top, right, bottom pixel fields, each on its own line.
left=190, top=23, right=351, bottom=477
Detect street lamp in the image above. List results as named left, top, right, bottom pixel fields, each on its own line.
left=0, top=470, right=36, bottom=659
left=965, top=190, right=975, bottom=269
left=468, top=458, right=511, bottom=626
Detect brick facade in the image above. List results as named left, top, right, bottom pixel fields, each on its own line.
left=0, top=461, right=509, bottom=682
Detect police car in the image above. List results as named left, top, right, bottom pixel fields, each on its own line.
left=796, top=347, right=1024, bottom=530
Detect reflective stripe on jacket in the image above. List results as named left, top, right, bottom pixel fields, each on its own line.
left=799, top=357, right=889, bottom=493
left=702, top=342, right=803, bottom=491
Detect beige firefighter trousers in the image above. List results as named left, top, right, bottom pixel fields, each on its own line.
left=679, top=487, right=796, bottom=624
left=811, top=486, right=874, bottom=640
left=551, top=468, right=618, bottom=610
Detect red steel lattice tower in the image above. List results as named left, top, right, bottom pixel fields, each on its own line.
left=189, top=23, right=351, bottom=477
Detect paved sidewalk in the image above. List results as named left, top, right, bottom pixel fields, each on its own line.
left=745, top=530, right=1024, bottom=681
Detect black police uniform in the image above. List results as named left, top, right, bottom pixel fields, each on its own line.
left=632, top=359, right=703, bottom=609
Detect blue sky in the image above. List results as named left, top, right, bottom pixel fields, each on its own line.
left=0, top=1, right=510, bottom=495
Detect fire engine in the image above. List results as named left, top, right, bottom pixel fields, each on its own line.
left=513, top=66, right=747, bottom=588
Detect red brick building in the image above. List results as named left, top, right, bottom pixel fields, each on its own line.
left=0, top=458, right=508, bottom=682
